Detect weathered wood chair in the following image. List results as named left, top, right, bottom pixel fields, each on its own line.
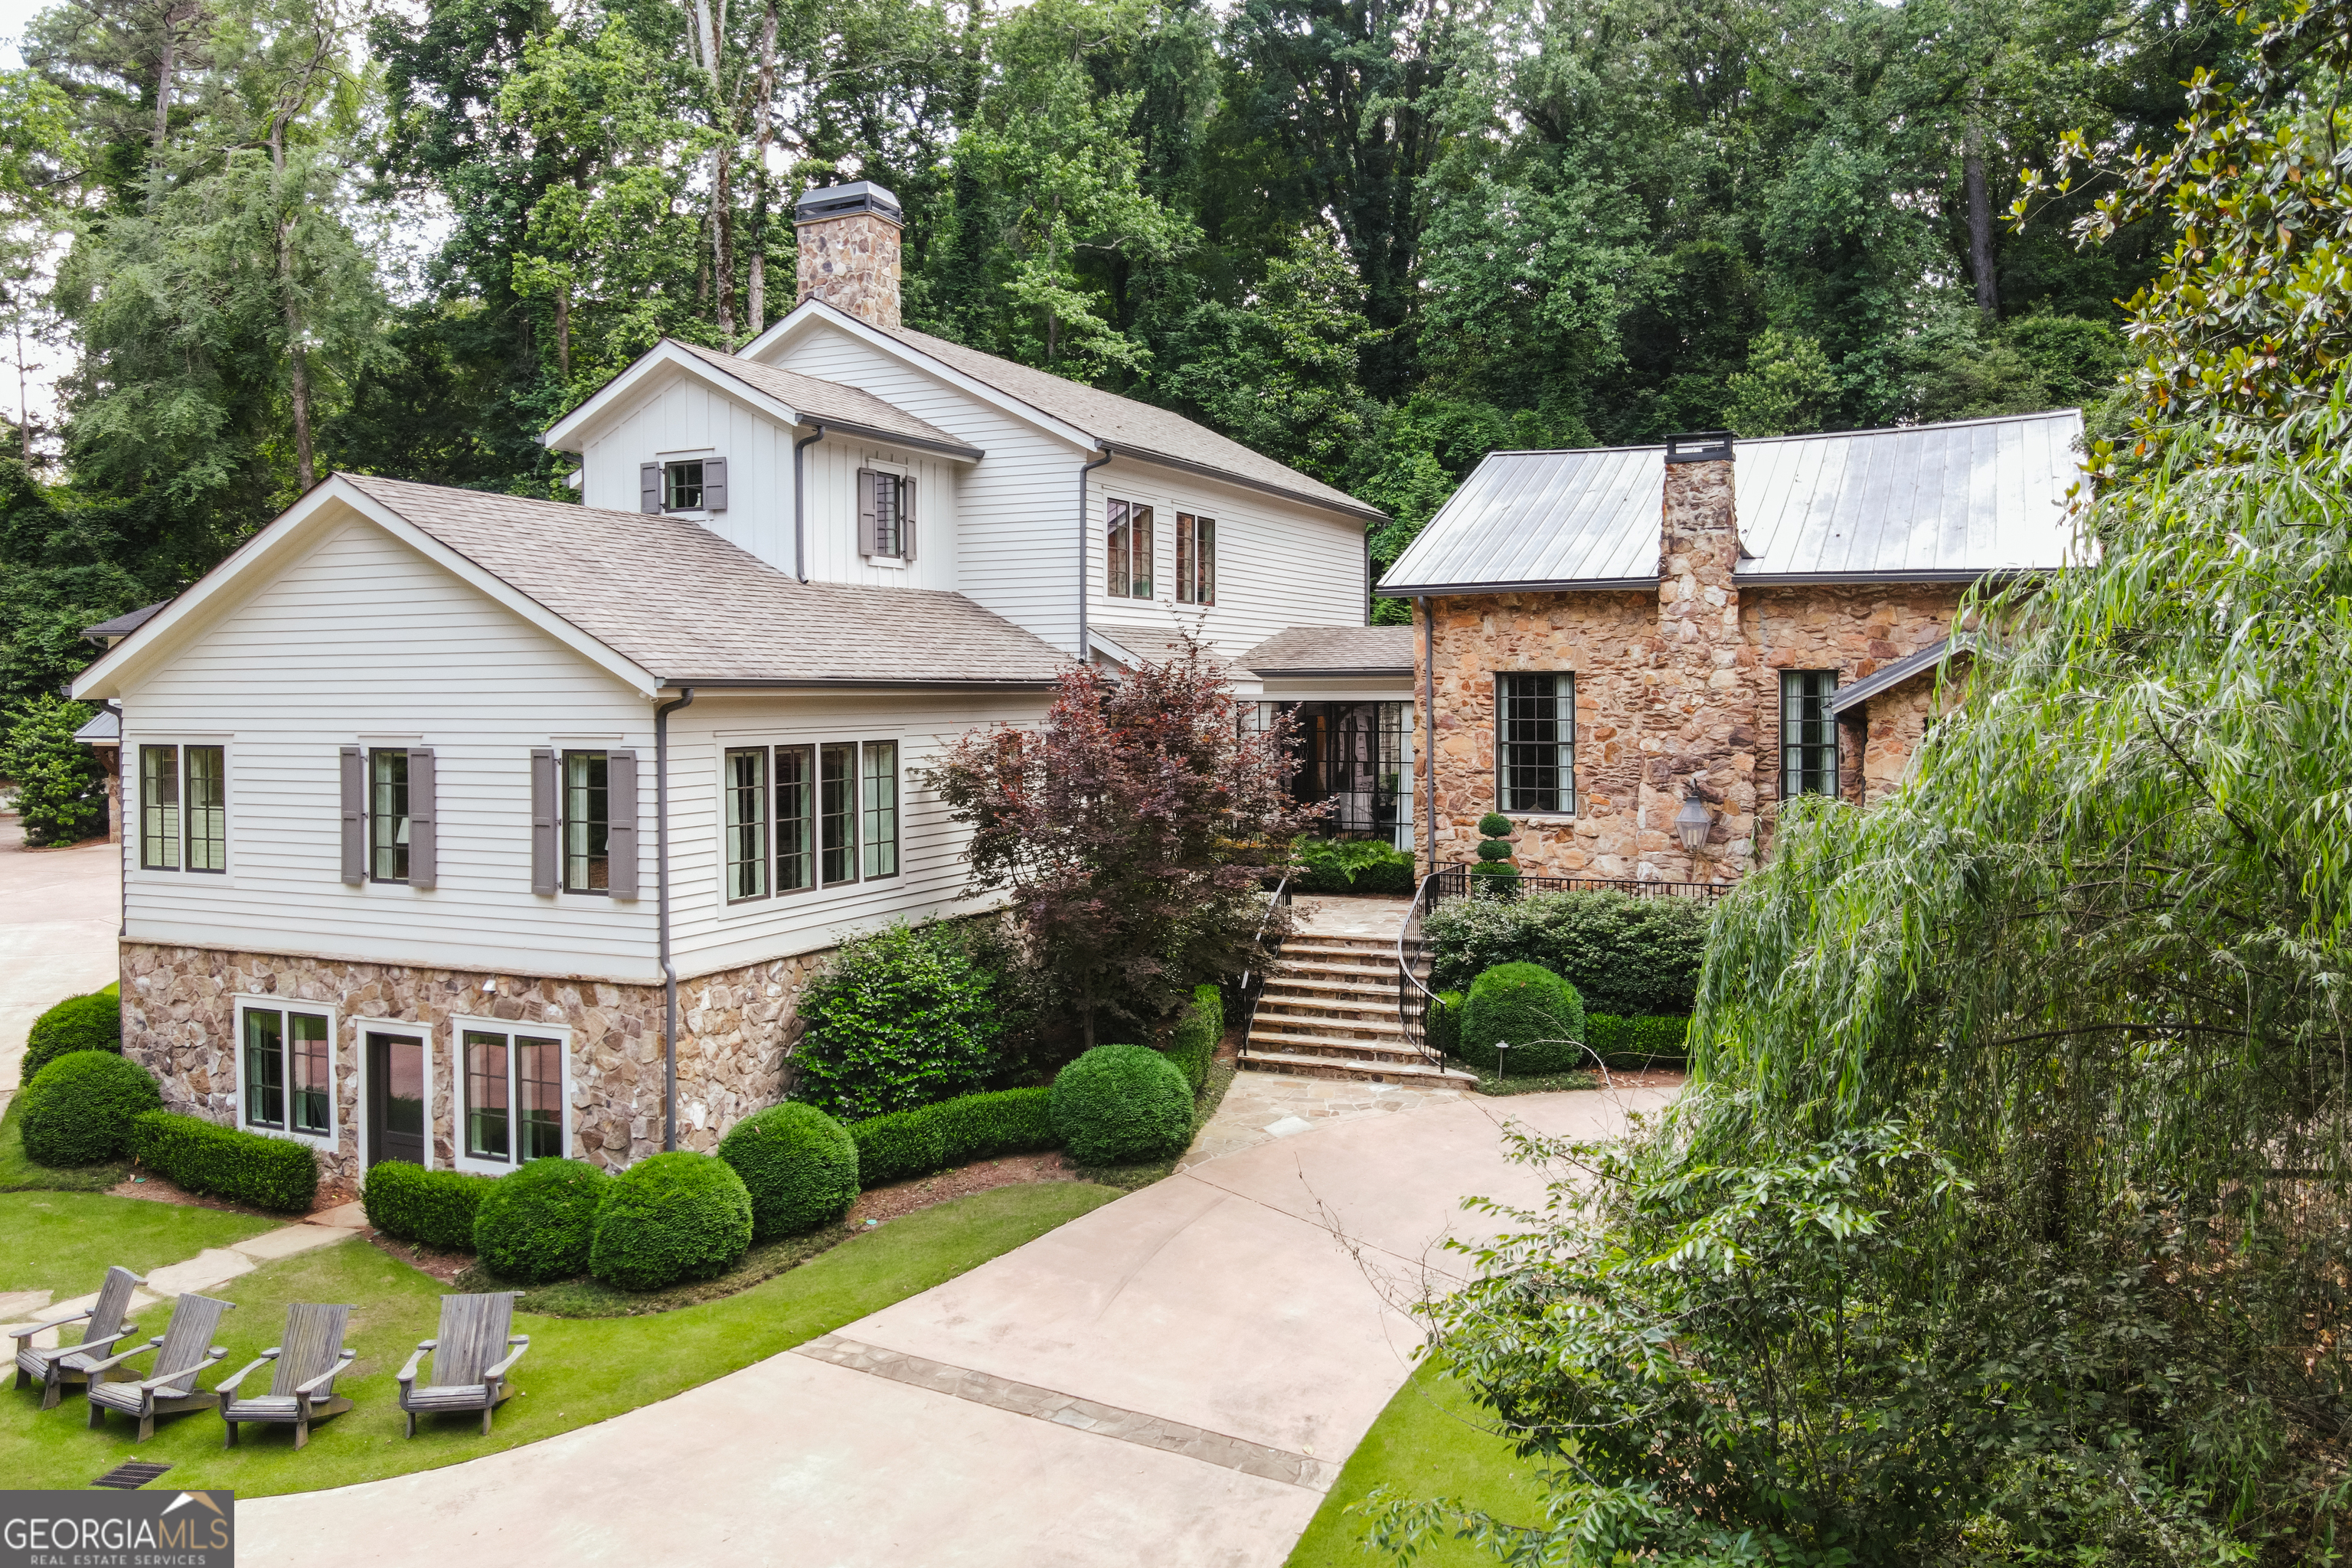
left=217, top=1302, right=356, bottom=1450
left=82, top=1292, right=234, bottom=1442
left=8, top=1265, right=144, bottom=1410
left=396, top=1292, right=529, bottom=1438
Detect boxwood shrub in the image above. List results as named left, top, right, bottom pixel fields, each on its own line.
left=1161, top=985, right=1223, bottom=1092
left=716, top=1103, right=859, bottom=1239
left=20, top=1051, right=161, bottom=1166
left=1051, top=1044, right=1193, bottom=1167
left=1586, top=1013, right=1691, bottom=1067
left=472, top=1158, right=610, bottom=1281
left=20, top=991, right=122, bottom=1087
left=1459, top=962, right=1586, bottom=1076
left=1426, top=888, right=1710, bottom=1016
left=1426, top=990, right=1464, bottom=1059
left=849, top=1087, right=1060, bottom=1186
left=364, top=1160, right=500, bottom=1250
left=590, top=1152, right=753, bottom=1290
left=790, top=922, right=1008, bottom=1119
left=132, top=1111, right=319, bottom=1211
left=847, top=1108, right=942, bottom=1188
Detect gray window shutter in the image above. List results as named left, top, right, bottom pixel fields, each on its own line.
left=408, top=747, right=436, bottom=890
left=608, top=748, right=640, bottom=899
left=701, top=457, right=727, bottom=512
left=639, top=462, right=662, bottom=514
left=858, top=467, right=878, bottom=553
left=901, top=476, right=916, bottom=563
left=339, top=746, right=364, bottom=885
left=531, top=748, right=558, bottom=895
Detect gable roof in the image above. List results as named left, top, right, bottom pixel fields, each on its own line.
left=1827, top=634, right=1978, bottom=716
left=82, top=602, right=168, bottom=641
left=1380, top=409, right=2086, bottom=595
left=665, top=341, right=980, bottom=458
left=1237, top=626, right=1415, bottom=677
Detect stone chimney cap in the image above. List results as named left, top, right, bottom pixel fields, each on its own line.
left=1664, top=430, right=1735, bottom=465
left=795, top=180, right=903, bottom=227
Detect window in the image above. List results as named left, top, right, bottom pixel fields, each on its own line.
left=140, top=743, right=225, bottom=872
left=863, top=741, right=899, bottom=880
left=665, top=460, right=704, bottom=511
left=1175, top=513, right=1216, bottom=605
left=820, top=743, right=858, bottom=885
left=370, top=750, right=410, bottom=882
left=861, top=469, right=914, bottom=560
left=725, top=747, right=768, bottom=901
left=238, top=1001, right=333, bottom=1142
left=1496, top=674, right=1576, bottom=815
left=461, top=1027, right=565, bottom=1168
left=776, top=744, right=814, bottom=893
left=1782, top=671, right=1839, bottom=798
left=1106, top=498, right=1154, bottom=598
left=564, top=750, right=609, bottom=893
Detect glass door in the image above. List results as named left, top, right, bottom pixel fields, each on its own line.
left=367, top=1031, right=426, bottom=1168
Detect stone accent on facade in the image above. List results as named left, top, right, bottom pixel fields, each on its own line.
left=795, top=209, right=902, bottom=329
left=119, top=943, right=831, bottom=1184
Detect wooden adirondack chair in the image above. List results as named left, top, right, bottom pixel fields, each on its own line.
left=8, top=1265, right=144, bottom=1410
left=82, top=1293, right=234, bottom=1442
left=396, top=1292, right=528, bottom=1437
left=217, top=1303, right=357, bottom=1449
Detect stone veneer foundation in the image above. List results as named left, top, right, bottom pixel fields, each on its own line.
left=120, top=942, right=831, bottom=1184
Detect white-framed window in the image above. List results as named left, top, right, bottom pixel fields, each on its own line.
left=1782, top=671, right=1839, bottom=798
left=858, top=466, right=915, bottom=561
left=1175, top=511, right=1215, bottom=605
left=452, top=1018, right=572, bottom=1174
left=234, top=996, right=338, bottom=1149
left=139, top=742, right=227, bottom=873
left=639, top=454, right=727, bottom=514
left=1496, top=673, right=1576, bottom=815
left=720, top=738, right=897, bottom=897
left=1106, top=497, right=1154, bottom=598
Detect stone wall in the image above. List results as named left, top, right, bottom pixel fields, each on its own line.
left=119, top=944, right=831, bottom=1184
left=794, top=210, right=902, bottom=328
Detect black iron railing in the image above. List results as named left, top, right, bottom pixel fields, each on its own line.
left=1230, top=874, right=1294, bottom=1067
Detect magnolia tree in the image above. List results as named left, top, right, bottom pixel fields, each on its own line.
left=926, top=635, right=1320, bottom=1048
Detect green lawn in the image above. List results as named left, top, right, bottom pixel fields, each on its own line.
left=1, top=1192, right=283, bottom=1293
left=1288, top=1361, right=1547, bottom=1566
left=8, top=1181, right=1119, bottom=1496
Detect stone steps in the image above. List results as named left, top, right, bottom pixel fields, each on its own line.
left=1244, top=919, right=1470, bottom=1086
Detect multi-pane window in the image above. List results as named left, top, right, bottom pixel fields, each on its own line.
left=463, top=1028, right=564, bottom=1165
left=776, top=745, right=814, bottom=893
left=863, top=741, right=899, bottom=880
left=862, top=469, right=913, bottom=559
left=665, top=460, right=704, bottom=511
left=564, top=750, right=609, bottom=892
left=1175, top=513, right=1216, bottom=606
left=725, top=747, right=768, bottom=901
left=1781, top=671, right=1840, bottom=799
left=370, top=750, right=410, bottom=882
left=1496, top=674, right=1576, bottom=815
left=820, top=743, right=858, bottom=885
left=139, top=743, right=226, bottom=872
left=1106, top=498, right=1154, bottom=598
left=241, top=1005, right=331, bottom=1138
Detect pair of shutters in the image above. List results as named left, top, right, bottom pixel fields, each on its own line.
left=638, top=458, right=729, bottom=514
left=340, top=748, right=436, bottom=890
left=530, top=748, right=640, bottom=899
left=858, top=469, right=916, bottom=561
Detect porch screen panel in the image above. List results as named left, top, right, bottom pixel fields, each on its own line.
left=1496, top=674, right=1575, bottom=815
left=1782, top=671, right=1839, bottom=798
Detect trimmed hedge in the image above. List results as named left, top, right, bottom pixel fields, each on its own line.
left=790, top=922, right=1008, bottom=1120
left=848, top=1087, right=1060, bottom=1187
left=364, top=1160, right=499, bottom=1250
left=590, top=1152, right=753, bottom=1290
left=1426, top=990, right=1464, bottom=1059
left=1052, top=1044, right=1193, bottom=1168
left=717, top=1103, right=859, bottom=1240
left=1425, top=888, right=1711, bottom=1016
left=1458, top=962, right=1586, bottom=1076
left=132, top=1111, right=320, bottom=1212
left=21, top=991, right=122, bottom=1087
left=1162, top=984, right=1223, bottom=1092
left=1586, top=1013, right=1691, bottom=1067
left=20, top=1052, right=160, bottom=1166
left=473, top=1158, right=610, bottom=1282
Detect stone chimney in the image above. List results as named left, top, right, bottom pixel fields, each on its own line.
left=794, top=181, right=903, bottom=329
left=1648, top=430, right=1755, bottom=879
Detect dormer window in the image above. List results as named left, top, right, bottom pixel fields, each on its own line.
left=639, top=456, right=728, bottom=514
left=859, top=468, right=915, bottom=561
left=666, top=461, right=704, bottom=511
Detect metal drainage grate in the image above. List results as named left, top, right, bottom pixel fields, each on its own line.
left=91, top=1461, right=172, bottom=1490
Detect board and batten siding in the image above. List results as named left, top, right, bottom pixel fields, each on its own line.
left=115, top=516, right=664, bottom=982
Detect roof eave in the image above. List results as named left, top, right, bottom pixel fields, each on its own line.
left=653, top=675, right=1062, bottom=691
left=1732, top=567, right=2052, bottom=586
left=812, top=417, right=983, bottom=462
left=1096, top=442, right=1384, bottom=525
left=1250, top=666, right=1415, bottom=678
left=1375, top=576, right=1661, bottom=596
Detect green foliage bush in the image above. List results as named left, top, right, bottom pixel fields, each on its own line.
left=1293, top=838, right=1416, bottom=896
left=472, top=1158, right=610, bottom=1282
left=363, top=1160, right=499, bottom=1250
left=0, top=694, right=109, bottom=846
left=1425, top=990, right=1463, bottom=1059
left=1162, top=984, right=1222, bottom=1091
left=791, top=921, right=1008, bottom=1119
left=1458, top=962, right=1586, bottom=1075
left=1052, top=1044, right=1193, bottom=1167
left=20, top=990, right=121, bottom=1086
left=131, top=1111, right=319, bottom=1212
left=1586, top=1013, right=1690, bottom=1067
left=716, top=1103, right=858, bottom=1240
left=849, top=1088, right=1060, bottom=1187
left=19, top=1050, right=160, bottom=1166
left=589, top=1152, right=753, bottom=1290
left=1427, top=887, right=1710, bottom=1015
left=1476, top=813, right=1512, bottom=838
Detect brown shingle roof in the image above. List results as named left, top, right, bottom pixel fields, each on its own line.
left=344, top=475, right=1067, bottom=687
left=1237, top=626, right=1415, bottom=676
left=669, top=341, right=979, bottom=456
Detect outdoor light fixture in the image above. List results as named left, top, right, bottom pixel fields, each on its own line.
left=1674, top=786, right=1713, bottom=854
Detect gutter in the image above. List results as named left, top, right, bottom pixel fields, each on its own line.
left=1077, top=449, right=1112, bottom=660
left=652, top=676, right=1060, bottom=691
left=1421, top=599, right=1437, bottom=871
left=793, top=423, right=825, bottom=582
left=655, top=685, right=696, bottom=1152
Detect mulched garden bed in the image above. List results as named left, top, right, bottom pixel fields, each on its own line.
left=106, top=1167, right=360, bottom=1219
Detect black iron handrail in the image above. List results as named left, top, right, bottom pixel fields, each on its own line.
left=1396, top=872, right=1443, bottom=1067
left=1231, top=874, right=1294, bottom=1067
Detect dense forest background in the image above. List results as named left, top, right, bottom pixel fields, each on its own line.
left=0, top=0, right=2252, bottom=720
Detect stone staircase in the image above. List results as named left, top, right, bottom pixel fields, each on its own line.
left=1240, top=926, right=1479, bottom=1087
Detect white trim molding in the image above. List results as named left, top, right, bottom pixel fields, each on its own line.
left=231, top=995, right=341, bottom=1153
left=446, top=1014, right=577, bottom=1175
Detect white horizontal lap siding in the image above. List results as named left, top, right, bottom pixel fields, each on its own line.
left=582, top=371, right=791, bottom=576
left=763, top=325, right=1086, bottom=653
left=668, top=688, right=1054, bottom=975
left=1091, top=460, right=1372, bottom=663
left=805, top=439, right=958, bottom=590
left=117, top=518, right=662, bottom=980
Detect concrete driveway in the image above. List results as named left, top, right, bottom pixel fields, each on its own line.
left=0, top=817, right=119, bottom=1102
left=240, top=1085, right=1669, bottom=1567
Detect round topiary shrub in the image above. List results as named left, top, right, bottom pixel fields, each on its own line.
left=19, top=1050, right=162, bottom=1167
left=20, top=991, right=122, bottom=1087
left=1477, top=812, right=1514, bottom=838
left=473, top=1158, right=612, bottom=1282
left=1052, top=1044, right=1193, bottom=1167
left=1458, top=962, right=1586, bottom=1076
left=716, top=1103, right=860, bottom=1240
left=589, top=1152, right=754, bottom=1291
